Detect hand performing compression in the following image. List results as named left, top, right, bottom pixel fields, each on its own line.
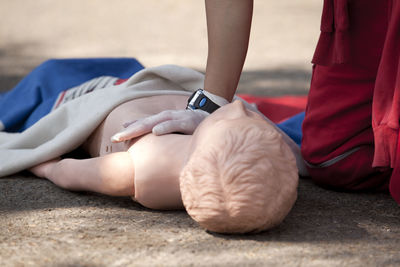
left=111, top=89, right=229, bottom=142
left=111, top=109, right=209, bottom=142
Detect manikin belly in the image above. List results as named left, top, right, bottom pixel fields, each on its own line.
left=83, top=94, right=189, bottom=157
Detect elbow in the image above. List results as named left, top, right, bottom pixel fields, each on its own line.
left=134, top=176, right=183, bottom=210
left=103, top=179, right=135, bottom=197
left=133, top=180, right=164, bottom=209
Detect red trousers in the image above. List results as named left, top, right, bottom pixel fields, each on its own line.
left=301, top=0, right=400, bottom=204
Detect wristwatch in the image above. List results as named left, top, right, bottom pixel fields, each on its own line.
left=186, top=89, right=221, bottom=113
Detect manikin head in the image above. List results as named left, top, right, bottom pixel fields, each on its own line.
left=180, top=100, right=298, bottom=234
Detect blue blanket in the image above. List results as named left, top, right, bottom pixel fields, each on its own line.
left=0, top=58, right=144, bottom=132
left=277, top=112, right=304, bottom=146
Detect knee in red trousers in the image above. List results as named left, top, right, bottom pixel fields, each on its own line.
left=303, top=145, right=391, bottom=192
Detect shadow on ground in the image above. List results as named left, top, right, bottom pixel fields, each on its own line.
left=1, top=173, right=399, bottom=242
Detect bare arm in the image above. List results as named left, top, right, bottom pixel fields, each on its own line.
left=108, top=2, right=252, bottom=140
left=204, top=0, right=253, bottom=101
left=30, top=152, right=135, bottom=197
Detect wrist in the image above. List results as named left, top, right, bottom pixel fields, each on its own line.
left=45, top=159, right=61, bottom=178
left=202, top=90, right=229, bottom=107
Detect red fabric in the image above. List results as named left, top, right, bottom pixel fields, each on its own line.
left=302, top=64, right=391, bottom=191
left=303, top=0, right=400, bottom=201
left=305, top=146, right=390, bottom=192
left=312, top=0, right=389, bottom=70
left=114, top=78, right=128, bottom=85
left=302, top=65, right=377, bottom=164
left=313, top=0, right=350, bottom=65
left=372, top=1, right=400, bottom=168
left=238, top=94, right=307, bottom=123
left=392, top=135, right=400, bottom=204
left=372, top=0, right=400, bottom=203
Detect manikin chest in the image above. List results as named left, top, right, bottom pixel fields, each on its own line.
left=83, top=94, right=189, bottom=157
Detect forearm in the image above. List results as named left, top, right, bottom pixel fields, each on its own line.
left=45, top=158, right=95, bottom=192
left=204, top=0, right=253, bottom=101
left=45, top=153, right=135, bottom=197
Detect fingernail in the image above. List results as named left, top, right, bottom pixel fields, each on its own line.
left=111, top=134, right=121, bottom=142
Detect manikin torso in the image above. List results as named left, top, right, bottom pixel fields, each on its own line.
left=83, top=94, right=191, bottom=208
left=84, top=94, right=189, bottom=157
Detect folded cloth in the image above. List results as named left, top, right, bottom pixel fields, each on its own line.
left=0, top=59, right=306, bottom=177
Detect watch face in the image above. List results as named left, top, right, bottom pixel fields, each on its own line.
left=199, top=97, right=207, bottom=107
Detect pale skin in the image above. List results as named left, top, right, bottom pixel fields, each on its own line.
left=30, top=97, right=265, bottom=210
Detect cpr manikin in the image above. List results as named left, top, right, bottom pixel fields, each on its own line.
left=30, top=97, right=298, bottom=233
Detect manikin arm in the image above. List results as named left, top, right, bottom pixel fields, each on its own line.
left=30, top=151, right=183, bottom=209
left=30, top=152, right=135, bottom=197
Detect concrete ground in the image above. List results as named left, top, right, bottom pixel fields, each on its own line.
left=0, top=1, right=399, bottom=266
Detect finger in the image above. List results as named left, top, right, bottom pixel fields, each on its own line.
left=111, top=122, right=152, bottom=142
left=153, top=119, right=195, bottom=135
left=123, top=120, right=137, bottom=128
left=152, top=120, right=181, bottom=135
left=111, top=111, right=176, bottom=142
